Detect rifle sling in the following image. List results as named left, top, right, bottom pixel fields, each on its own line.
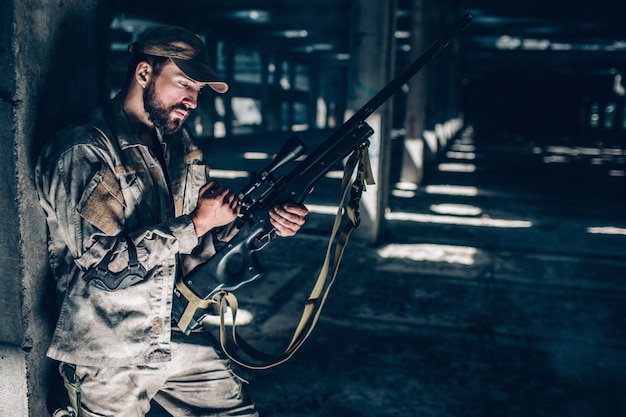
left=175, top=280, right=217, bottom=332
left=216, top=143, right=374, bottom=370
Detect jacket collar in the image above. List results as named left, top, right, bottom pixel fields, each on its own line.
left=108, top=93, right=173, bottom=151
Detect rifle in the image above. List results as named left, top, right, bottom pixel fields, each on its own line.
left=173, top=14, right=473, bottom=340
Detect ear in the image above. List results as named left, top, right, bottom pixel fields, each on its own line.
left=135, top=61, right=152, bottom=88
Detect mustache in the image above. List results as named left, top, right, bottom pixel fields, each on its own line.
left=171, top=103, right=189, bottom=112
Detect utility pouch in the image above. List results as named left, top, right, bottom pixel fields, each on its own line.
left=52, top=407, right=77, bottom=417
left=58, top=363, right=80, bottom=417
left=83, top=239, right=146, bottom=291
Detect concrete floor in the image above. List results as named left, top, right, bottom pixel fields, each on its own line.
left=156, top=126, right=626, bottom=417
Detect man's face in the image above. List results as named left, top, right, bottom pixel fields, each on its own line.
left=143, top=60, right=206, bottom=135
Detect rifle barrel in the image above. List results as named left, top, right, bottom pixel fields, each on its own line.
left=347, top=13, right=473, bottom=126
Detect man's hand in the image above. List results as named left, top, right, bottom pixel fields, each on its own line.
left=269, top=204, right=308, bottom=237
left=191, top=181, right=240, bottom=237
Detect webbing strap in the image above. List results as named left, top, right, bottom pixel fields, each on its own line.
left=216, top=144, right=375, bottom=369
left=175, top=280, right=216, bottom=332
left=59, top=363, right=80, bottom=417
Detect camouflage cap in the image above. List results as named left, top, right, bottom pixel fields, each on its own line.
left=129, top=25, right=228, bottom=93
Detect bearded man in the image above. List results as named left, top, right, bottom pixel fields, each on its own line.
left=36, top=25, right=307, bottom=417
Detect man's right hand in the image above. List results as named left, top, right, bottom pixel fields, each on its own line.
left=190, top=181, right=240, bottom=237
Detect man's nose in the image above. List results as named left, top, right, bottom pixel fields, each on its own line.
left=182, top=92, right=198, bottom=109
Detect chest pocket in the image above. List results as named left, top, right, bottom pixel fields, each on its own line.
left=77, top=168, right=125, bottom=236
left=90, top=122, right=174, bottom=231
left=117, top=165, right=164, bottom=231
left=118, top=172, right=142, bottom=231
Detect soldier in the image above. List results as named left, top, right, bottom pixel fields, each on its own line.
left=36, top=25, right=307, bottom=417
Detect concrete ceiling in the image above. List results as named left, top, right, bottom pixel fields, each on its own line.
left=460, top=0, right=626, bottom=82
left=110, top=0, right=626, bottom=84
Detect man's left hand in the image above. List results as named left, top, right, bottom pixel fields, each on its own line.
left=269, top=204, right=308, bottom=237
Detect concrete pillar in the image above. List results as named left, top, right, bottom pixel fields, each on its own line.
left=272, top=56, right=282, bottom=130
left=285, top=60, right=295, bottom=129
left=0, top=0, right=106, bottom=415
left=430, top=5, right=452, bottom=154
left=224, top=41, right=235, bottom=136
left=260, top=51, right=271, bottom=132
left=346, top=0, right=397, bottom=244
left=308, top=62, right=320, bottom=129
left=269, top=53, right=284, bottom=131
left=400, top=0, right=429, bottom=186
left=198, top=30, right=220, bottom=138
left=400, top=0, right=464, bottom=186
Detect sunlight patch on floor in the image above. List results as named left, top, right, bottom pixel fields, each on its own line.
left=587, top=226, right=626, bottom=235
left=306, top=204, right=341, bottom=215
left=202, top=307, right=254, bottom=326
left=438, top=163, right=476, bottom=172
left=430, top=204, right=482, bottom=216
left=425, top=184, right=479, bottom=196
left=386, top=211, right=532, bottom=228
left=210, top=169, right=250, bottom=179
left=243, top=152, right=271, bottom=160
left=377, top=243, right=478, bottom=265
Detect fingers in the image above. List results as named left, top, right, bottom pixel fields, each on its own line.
left=199, top=180, right=226, bottom=197
left=269, top=204, right=308, bottom=237
left=192, top=181, right=240, bottom=236
left=225, top=191, right=240, bottom=213
left=200, top=181, right=239, bottom=207
left=282, top=203, right=309, bottom=217
left=198, top=181, right=215, bottom=195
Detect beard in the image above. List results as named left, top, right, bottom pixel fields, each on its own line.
left=143, top=78, right=188, bottom=135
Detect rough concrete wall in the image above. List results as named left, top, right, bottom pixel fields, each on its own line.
left=0, top=0, right=22, bottom=347
left=0, top=1, right=30, bottom=415
left=0, top=0, right=108, bottom=414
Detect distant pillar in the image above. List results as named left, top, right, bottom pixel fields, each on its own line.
left=308, top=62, right=321, bottom=129
left=285, top=59, right=295, bottom=130
left=346, top=0, right=397, bottom=244
left=223, top=40, right=235, bottom=136
left=401, top=0, right=464, bottom=185
left=260, top=51, right=271, bottom=132
left=400, top=0, right=429, bottom=186
left=0, top=0, right=106, bottom=415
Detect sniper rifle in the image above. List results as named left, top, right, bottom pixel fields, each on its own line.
left=172, top=14, right=473, bottom=337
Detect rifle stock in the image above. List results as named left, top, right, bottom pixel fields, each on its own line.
left=172, top=14, right=473, bottom=334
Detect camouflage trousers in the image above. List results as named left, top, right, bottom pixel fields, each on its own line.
left=60, top=331, right=258, bottom=417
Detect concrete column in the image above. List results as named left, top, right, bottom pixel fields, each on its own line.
left=0, top=0, right=106, bottom=415
left=284, top=59, right=295, bottom=130
left=346, top=0, right=397, bottom=244
left=308, top=62, right=320, bottom=129
left=273, top=57, right=283, bottom=130
left=400, top=0, right=429, bottom=186
left=430, top=5, right=449, bottom=154
left=224, top=40, right=235, bottom=136
left=260, top=51, right=271, bottom=132
left=401, top=0, right=464, bottom=185
left=198, top=31, right=220, bottom=138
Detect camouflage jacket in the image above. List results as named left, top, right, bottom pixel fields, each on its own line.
left=35, top=94, right=231, bottom=366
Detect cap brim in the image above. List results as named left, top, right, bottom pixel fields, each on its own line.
left=171, top=58, right=229, bottom=93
